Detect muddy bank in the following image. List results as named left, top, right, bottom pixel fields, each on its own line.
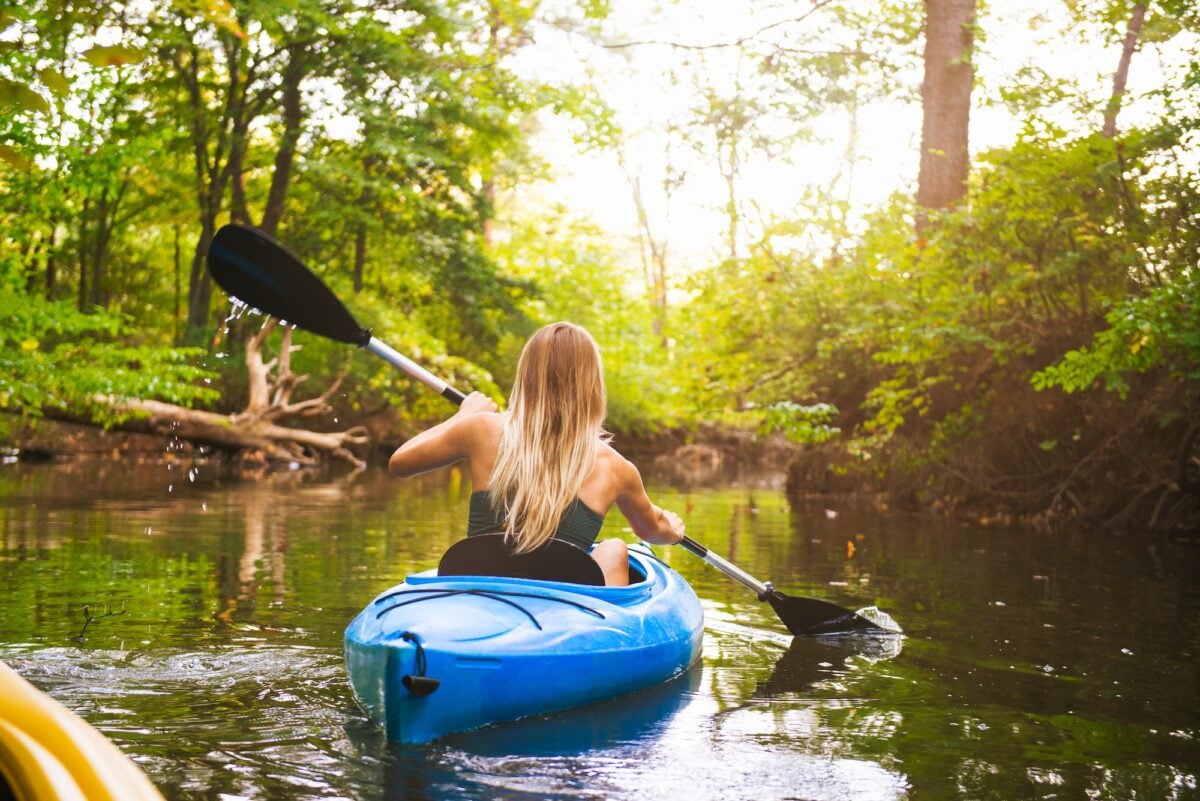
left=2, top=414, right=800, bottom=484
left=785, top=378, right=1200, bottom=535
left=1, top=417, right=192, bottom=462
left=9, top=395, right=1195, bottom=536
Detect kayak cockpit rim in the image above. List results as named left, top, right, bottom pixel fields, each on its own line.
left=378, top=547, right=665, bottom=607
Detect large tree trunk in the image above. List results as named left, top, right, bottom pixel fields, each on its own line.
left=75, top=318, right=367, bottom=467
left=916, top=0, right=976, bottom=215
left=1101, top=3, right=1147, bottom=139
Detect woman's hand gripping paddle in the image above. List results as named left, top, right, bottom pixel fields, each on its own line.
left=205, top=223, right=896, bottom=636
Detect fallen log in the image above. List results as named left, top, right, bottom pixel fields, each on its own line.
left=102, top=396, right=369, bottom=468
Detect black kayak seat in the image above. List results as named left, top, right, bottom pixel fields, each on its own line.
left=437, top=534, right=605, bottom=586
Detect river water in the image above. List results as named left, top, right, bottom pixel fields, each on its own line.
left=0, top=460, right=1197, bottom=800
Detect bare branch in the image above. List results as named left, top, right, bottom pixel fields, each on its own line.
left=602, top=2, right=834, bottom=51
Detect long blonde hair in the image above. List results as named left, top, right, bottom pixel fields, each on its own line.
left=489, top=322, right=608, bottom=553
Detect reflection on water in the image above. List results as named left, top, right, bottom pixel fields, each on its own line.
left=1, top=461, right=1198, bottom=800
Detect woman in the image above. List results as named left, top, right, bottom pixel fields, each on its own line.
left=388, top=322, right=685, bottom=586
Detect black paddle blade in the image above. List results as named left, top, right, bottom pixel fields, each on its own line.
left=207, top=223, right=370, bottom=346
left=764, top=590, right=890, bottom=637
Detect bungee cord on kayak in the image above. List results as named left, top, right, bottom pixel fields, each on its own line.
left=374, top=588, right=607, bottom=632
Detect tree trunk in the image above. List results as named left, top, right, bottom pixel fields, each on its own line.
left=77, top=196, right=90, bottom=311
left=352, top=153, right=380, bottom=293
left=183, top=219, right=216, bottom=342
left=22, top=235, right=42, bottom=295
left=353, top=220, right=367, bottom=292
left=176, top=29, right=254, bottom=344
left=243, top=318, right=278, bottom=417
left=259, top=46, right=307, bottom=237
left=480, top=178, right=496, bottom=248
left=916, top=0, right=976, bottom=215
left=722, top=149, right=739, bottom=263
left=1101, top=3, right=1147, bottom=139
left=88, top=188, right=108, bottom=308
left=173, top=224, right=182, bottom=343
left=45, top=225, right=58, bottom=298
left=229, top=134, right=251, bottom=225
left=626, top=172, right=669, bottom=344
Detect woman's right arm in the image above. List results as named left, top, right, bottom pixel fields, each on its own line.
left=613, top=456, right=685, bottom=546
left=388, top=392, right=497, bottom=478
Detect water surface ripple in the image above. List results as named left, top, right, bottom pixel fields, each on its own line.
left=1, top=462, right=1197, bottom=800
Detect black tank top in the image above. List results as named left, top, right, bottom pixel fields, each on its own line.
left=466, top=490, right=605, bottom=551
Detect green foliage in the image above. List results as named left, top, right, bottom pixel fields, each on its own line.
left=1, top=0, right=1195, bottom=500
left=0, top=289, right=218, bottom=421
left=757, top=401, right=841, bottom=445
left=1033, top=270, right=1200, bottom=398
left=1, top=0, right=619, bottom=441
left=491, top=207, right=676, bottom=433
left=679, top=116, right=1199, bottom=476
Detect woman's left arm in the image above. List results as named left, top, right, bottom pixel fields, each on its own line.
left=388, top=392, right=497, bottom=478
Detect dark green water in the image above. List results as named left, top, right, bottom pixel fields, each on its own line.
left=1, top=460, right=1197, bottom=800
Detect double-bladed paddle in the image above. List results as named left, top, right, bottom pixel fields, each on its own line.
left=206, top=223, right=893, bottom=636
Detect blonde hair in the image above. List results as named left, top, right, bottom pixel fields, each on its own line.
left=489, top=322, right=608, bottom=553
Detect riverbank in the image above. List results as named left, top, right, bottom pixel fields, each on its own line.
left=6, top=409, right=1196, bottom=535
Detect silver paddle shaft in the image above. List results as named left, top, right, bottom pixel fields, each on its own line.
left=366, top=338, right=463, bottom=404
left=679, top=536, right=772, bottom=597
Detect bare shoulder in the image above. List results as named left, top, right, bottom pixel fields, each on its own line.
left=596, top=441, right=641, bottom=486
left=462, top=409, right=504, bottom=431
left=456, top=410, right=503, bottom=445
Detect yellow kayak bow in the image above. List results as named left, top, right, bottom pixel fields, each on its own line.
left=0, top=660, right=163, bottom=801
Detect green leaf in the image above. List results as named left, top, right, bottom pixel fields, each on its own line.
left=0, top=78, right=50, bottom=114
left=173, top=0, right=246, bottom=38
left=0, top=144, right=32, bottom=169
left=83, top=45, right=147, bottom=67
left=39, top=67, right=70, bottom=98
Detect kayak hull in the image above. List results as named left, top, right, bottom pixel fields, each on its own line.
left=344, top=547, right=704, bottom=743
left=0, top=661, right=164, bottom=801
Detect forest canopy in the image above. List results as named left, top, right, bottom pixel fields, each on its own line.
left=1, top=0, right=1196, bottom=530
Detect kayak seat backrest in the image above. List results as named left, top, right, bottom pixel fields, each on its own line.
left=438, top=534, right=606, bottom=586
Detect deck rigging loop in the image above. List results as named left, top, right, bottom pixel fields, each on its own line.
left=399, top=631, right=440, bottom=697
left=375, top=588, right=606, bottom=632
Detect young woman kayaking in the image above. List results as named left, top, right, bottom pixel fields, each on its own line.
left=388, top=321, right=685, bottom=586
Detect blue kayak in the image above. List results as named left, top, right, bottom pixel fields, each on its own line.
left=344, top=545, right=704, bottom=743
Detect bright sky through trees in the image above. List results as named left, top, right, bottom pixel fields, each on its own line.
left=507, top=0, right=1194, bottom=273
